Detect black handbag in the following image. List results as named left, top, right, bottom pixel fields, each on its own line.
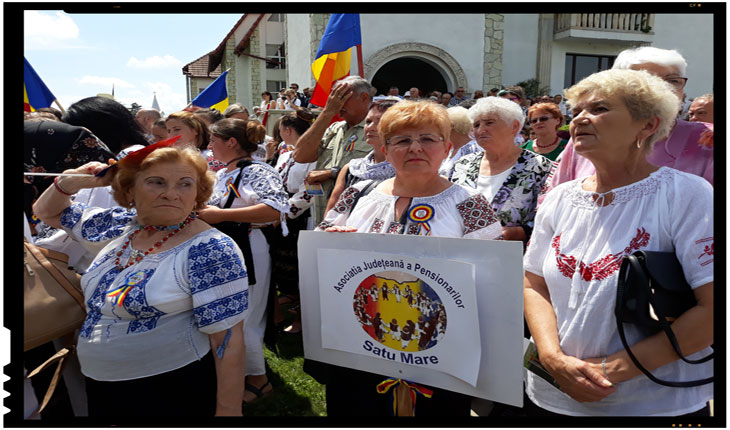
left=211, top=160, right=257, bottom=285
left=615, top=250, right=713, bottom=387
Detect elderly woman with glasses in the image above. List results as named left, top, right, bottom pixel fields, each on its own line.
left=523, top=68, right=713, bottom=417
left=311, top=100, right=502, bottom=416
left=522, top=103, right=568, bottom=161
left=541, top=46, right=713, bottom=205
left=449, top=97, right=553, bottom=243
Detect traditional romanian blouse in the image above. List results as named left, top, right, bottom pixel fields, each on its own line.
left=209, top=161, right=290, bottom=230
left=60, top=203, right=249, bottom=381
left=523, top=167, right=713, bottom=416
left=317, top=179, right=502, bottom=240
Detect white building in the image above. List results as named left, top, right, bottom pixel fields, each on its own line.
left=184, top=13, right=714, bottom=110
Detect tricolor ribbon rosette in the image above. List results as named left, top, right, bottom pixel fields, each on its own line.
left=376, top=378, right=433, bottom=416
left=408, top=204, right=435, bottom=236
left=345, top=134, right=357, bottom=151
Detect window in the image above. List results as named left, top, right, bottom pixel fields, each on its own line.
left=266, top=43, right=285, bottom=69
left=267, top=80, right=287, bottom=94
left=268, top=13, right=284, bottom=22
left=564, top=54, right=616, bottom=88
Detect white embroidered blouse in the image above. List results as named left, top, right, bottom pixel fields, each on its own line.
left=316, top=180, right=502, bottom=240
left=60, top=203, right=249, bottom=381
left=523, top=167, right=713, bottom=416
left=209, top=161, right=291, bottom=229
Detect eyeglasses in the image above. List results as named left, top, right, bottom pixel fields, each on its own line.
left=662, top=76, right=688, bottom=89
left=386, top=134, right=444, bottom=149
left=529, top=116, right=554, bottom=124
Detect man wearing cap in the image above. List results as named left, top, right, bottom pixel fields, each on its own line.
left=293, top=76, right=373, bottom=224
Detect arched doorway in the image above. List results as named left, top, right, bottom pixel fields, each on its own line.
left=371, top=57, right=448, bottom=97
left=364, top=42, right=468, bottom=98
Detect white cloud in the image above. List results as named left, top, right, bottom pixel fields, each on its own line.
left=127, top=55, right=183, bottom=69
left=24, top=11, right=86, bottom=50
left=77, top=76, right=136, bottom=89
left=140, top=82, right=188, bottom=114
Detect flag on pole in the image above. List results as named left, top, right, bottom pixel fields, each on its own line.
left=190, top=69, right=229, bottom=112
left=24, top=57, right=57, bottom=112
left=310, top=14, right=362, bottom=108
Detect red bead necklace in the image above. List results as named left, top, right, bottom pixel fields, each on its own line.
left=114, top=214, right=195, bottom=270
left=533, top=135, right=561, bottom=149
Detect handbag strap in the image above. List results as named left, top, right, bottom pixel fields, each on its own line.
left=638, top=257, right=713, bottom=365
left=221, top=160, right=257, bottom=285
left=616, top=256, right=713, bottom=387
left=25, top=242, right=85, bottom=310
left=26, top=347, right=73, bottom=417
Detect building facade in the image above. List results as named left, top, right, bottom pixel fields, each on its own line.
left=183, top=13, right=713, bottom=110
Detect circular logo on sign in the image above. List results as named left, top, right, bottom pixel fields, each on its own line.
left=353, top=270, right=446, bottom=352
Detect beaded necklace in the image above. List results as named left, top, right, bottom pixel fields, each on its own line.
left=114, top=214, right=196, bottom=270
left=533, top=135, right=561, bottom=149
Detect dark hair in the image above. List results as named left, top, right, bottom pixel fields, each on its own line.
left=209, top=118, right=265, bottom=156
left=278, top=108, right=316, bottom=136
left=62, top=96, right=149, bottom=154
left=153, top=118, right=167, bottom=128
left=193, top=108, right=224, bottom=125
left=443, top=91, right=454, bottom=97
left=261, top=91, right=272, bottom=100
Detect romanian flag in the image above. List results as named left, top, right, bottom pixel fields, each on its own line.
left=310, top=14, right=362, bottom=108
left=24, top=57, right=57, bottom=112
left=191, top=69, right=229, bottom=112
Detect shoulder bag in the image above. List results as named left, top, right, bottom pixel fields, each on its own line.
left=615, top=250, right=713, bottom=387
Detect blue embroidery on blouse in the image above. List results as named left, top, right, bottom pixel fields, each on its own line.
left=80, top=267, right=120, bottom=338
left=118, top=269, right=166, bottom=334
left=60, top=202, right=90, bottom=229
left=194, top=291, right=249, bottom=328
left=189, top=237, right=247, bottom=294
left=80, top=207, right=136, bottom=242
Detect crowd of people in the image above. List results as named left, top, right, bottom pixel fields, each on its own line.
left=23, top=45, right=713, bottom=419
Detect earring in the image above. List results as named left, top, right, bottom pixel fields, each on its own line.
left=636, top=138, right=643, bottom=149
left=129, top=200, right=135, bottom=207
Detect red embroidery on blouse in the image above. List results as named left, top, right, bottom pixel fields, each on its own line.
left=552, top=228, right=650, bottom=281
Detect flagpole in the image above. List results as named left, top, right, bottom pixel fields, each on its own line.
left=356, top=44, right=364, bottom=78
left=53, top=99, right=66, bottom=114
left=186, top=68, right=231, bottom=111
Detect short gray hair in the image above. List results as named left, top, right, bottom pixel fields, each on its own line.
left=468, top=96, right=525, bottom=130
left=447, top=106, right=473, bottom=134
left=338, top=75, right=373, bottom=99
left=612, top=46, right=687, bottom=76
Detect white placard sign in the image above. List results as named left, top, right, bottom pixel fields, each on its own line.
left=299, top=231, right=525, bottom=407
left=317, top=249, right=481, bottom=386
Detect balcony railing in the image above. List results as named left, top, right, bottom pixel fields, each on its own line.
left=555, top=14, right=654, bottom=34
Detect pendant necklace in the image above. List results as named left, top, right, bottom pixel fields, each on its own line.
left=114, top=214, right=196, bottom=270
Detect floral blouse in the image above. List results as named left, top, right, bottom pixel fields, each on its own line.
left=449, top=149, right=554, bottom=240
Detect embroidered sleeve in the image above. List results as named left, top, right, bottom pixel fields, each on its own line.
left=314, top=183, right=366, bottom=231
left=670, top=175, right=714, bottom=288
left=188, top=235, right=249, bottom=334
left=61, top=202, right=135, bottom=243
left=240, top=163, right=290, bottom=214
left=456, top=194, right=502, bottom=240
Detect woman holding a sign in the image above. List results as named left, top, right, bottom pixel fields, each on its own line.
left=523, top=69, right=713, bottom=416
left=313, top=100, right=502, bottom=416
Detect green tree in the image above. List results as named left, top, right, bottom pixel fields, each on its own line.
left=514, top=78, right=551, bottom=99
left=128, top=102, right=142, bottom=116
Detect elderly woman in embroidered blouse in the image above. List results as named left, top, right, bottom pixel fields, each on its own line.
left=198, top=118, right=289, bottom=404
left=32, top=144, right=248, bottom=417
left=449, top=96, right=553, bottom=244
left=324, top=97, right=400, bottom=214
left=522, top=69, right=713, bottom=416
left=314, top=100, right=502, bottom=416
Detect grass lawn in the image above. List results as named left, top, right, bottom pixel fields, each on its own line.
left=243, top=305, right=327, bottom=416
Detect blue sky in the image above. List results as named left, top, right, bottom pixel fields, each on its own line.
left=24, top=10, right=243, bottom=115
